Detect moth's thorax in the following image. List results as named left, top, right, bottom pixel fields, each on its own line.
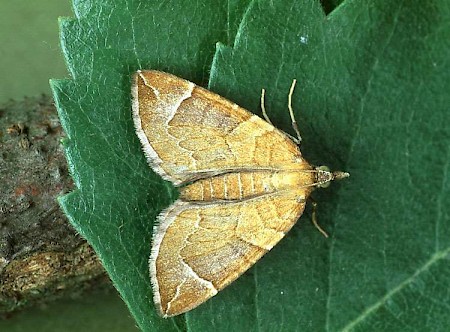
left=179, top=169, right=315, bottom=202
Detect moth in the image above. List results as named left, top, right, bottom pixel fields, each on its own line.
left=131, top=70, right=349, bottom=317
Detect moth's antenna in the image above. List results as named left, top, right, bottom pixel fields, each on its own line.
left=260, top=88, right=273, bottom=125
left=288, top=79, right=302, bottom=145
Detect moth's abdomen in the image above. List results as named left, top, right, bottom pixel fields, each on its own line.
left=179, top=169, right=315, bottom=202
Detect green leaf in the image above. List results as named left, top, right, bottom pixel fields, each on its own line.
left=198, top=0, right=450, bottom=331
left=52, top=0, right=450, bottom=331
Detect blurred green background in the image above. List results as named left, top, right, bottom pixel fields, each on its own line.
left=0, top=1, right=138, bottom=331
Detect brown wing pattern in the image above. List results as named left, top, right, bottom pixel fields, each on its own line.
left=150, top=192, right=306, bottom=317
left=132, top=70, right=307, bottom=185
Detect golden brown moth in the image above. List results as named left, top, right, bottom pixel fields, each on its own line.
left=131, top=70, right=349, bottom=318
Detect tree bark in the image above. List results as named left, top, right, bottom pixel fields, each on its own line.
left=0, top=95, right=107, bottom=315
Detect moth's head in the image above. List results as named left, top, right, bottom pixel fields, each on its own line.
left=314, top=165, right=350, bottom=188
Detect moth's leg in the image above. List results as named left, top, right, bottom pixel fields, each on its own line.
left=288, top=79, right=302, bottom=145
left=260, top=88, right=273, bottom=125
left=308, top=197, right=329, bottom=238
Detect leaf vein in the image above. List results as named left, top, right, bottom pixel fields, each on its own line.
left=340, top=247, right=450, bottom=331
